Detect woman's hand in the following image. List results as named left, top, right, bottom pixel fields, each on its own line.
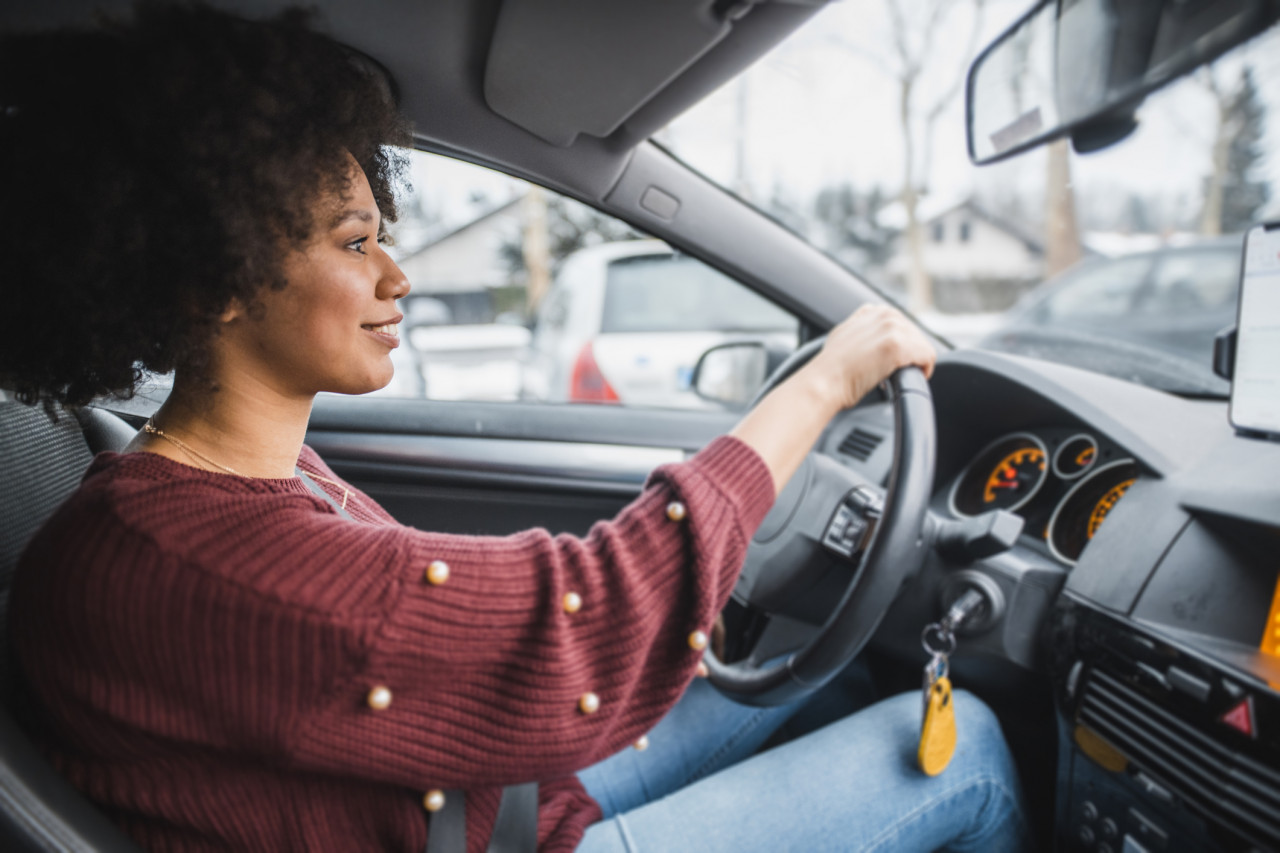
left=730, top=305, right=936, bottom=497
left=801, top=304, right=938, bottom=414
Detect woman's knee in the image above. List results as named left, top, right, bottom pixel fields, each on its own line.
left=950, top=689, right=1019, bottom=779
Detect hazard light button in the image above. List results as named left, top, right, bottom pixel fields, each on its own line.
left=1219, top=696, right=1256, bottom=739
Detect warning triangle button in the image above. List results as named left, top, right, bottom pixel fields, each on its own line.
left=1219, top=697, right=1256, bottom=739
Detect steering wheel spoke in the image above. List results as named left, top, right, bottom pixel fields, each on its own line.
left=707, top=340, right=936, bottom=707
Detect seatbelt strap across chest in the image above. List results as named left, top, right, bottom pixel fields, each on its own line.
left=296, top=468, right=353, bottom=520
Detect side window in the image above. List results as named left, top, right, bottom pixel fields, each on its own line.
left=375, top=149, right=800, bottom=409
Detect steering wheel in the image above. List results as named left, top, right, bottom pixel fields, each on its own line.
left=704, top=337, right=936, bottom=706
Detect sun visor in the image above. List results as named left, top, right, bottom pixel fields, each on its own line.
left=484, top=0, right=828, bottom=147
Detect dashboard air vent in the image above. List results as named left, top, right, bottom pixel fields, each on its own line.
left=839, top=428, right=884, bottom=461
left=1079, top=669, right=1280, bottom=849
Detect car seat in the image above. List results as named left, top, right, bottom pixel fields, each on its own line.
left=0, top=394, right=142, bottom=851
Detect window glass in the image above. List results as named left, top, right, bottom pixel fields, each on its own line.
left=371, top=149, right=798, bottom=409
left=661, top=4, right=1279, bottom=395
left=1040, top=256, right=1151, bottom=321
left=601, top=255, right=797, bottom=333
left=1139, top=250, right=1241, bottom=316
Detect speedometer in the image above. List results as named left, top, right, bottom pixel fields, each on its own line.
left=950, top=433, right=1049, bottom=517
left=1047, top=459, right=1140, bottom=565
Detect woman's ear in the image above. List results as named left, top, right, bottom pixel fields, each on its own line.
left=219, top=298, right=246, bottom=324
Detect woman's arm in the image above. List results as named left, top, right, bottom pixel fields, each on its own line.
left=732, top=305, right=937, bottom=496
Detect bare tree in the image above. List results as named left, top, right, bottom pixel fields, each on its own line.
left=879, top=0, right=986, bottom=311
left=521, top=188, right=551, bottom=312
left=1199, top=66, right=1269, bottom=236
left=1044, top=139, right=1082, bottom=275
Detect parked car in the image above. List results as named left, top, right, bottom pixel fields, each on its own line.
left=980, top=238, right=1244, bottom=375
left=521, top=240, right=798, bottom=408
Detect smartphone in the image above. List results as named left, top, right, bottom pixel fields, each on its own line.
left=1230, top=223, right=1280, bottom=436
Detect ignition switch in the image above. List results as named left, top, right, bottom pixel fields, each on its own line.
left=938, top=570, right=1006, bottom=636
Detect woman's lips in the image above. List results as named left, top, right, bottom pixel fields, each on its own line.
left=362, top=322, right=400, bottom=347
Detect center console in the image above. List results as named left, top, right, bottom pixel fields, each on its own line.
left=1047, top=515, right=1280, bottom=853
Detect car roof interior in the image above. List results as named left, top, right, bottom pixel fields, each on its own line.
left=6, top=0, right=826, bottom=198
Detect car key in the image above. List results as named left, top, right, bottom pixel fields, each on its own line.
left=919, top=623, right=957, bottom=776
left=917, top=589, right=988, bottom=775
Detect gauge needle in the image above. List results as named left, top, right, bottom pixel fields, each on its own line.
left=991, top=478, right=1019, bottom=489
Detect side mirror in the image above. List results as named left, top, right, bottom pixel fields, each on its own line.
left=690, top=342, right=771, bottom=409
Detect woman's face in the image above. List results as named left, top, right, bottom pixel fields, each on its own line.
left=219, top=161, right=411, bottom=399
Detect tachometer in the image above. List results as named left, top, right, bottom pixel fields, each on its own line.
left=950, top=433, right=1049, bottom=517
left=1047, top=459, right=1140, bottom=565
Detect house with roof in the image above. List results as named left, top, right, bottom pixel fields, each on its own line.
left=880, top=198, right=1048, bottom=312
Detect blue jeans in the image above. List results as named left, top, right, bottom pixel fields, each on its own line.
left=576, top=676, right=1030, bottom=852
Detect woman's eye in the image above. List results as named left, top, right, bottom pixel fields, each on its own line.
left=348, top=237, right=370, bottom=255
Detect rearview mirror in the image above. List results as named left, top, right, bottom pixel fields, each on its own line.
left=967, top=0, right=1279, bottom=164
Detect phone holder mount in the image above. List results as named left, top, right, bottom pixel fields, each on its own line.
left=1213, top=326, right=1280, bottom=443
left=1212, top=326, right=1237, bottom=383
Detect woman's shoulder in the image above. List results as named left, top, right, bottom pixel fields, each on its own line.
left=35, top=451, right=321, bottom=568
left=23, top=448, right=408, bottom=617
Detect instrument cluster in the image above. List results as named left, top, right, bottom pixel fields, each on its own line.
left=947, top=429, right=1139, bottom=565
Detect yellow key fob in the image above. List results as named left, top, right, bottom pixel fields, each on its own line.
left=918, top=676, right=957, bottom=776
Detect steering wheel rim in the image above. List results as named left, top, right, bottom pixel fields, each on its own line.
left=705, top=337, right=936, bottom=706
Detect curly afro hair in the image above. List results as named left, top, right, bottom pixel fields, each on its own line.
left=0, top=3, right=411, bottom=408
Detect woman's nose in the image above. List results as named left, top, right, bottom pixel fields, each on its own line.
left=377, top=252, right=411, bottom=301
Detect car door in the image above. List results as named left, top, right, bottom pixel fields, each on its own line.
left=304, top=149, right=801, bottom=537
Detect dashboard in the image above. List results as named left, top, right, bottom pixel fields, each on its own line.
left=822, top=348, right=1280, bottom=853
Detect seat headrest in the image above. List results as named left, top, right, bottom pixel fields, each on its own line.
left=75, top=407, right=138, bottom=455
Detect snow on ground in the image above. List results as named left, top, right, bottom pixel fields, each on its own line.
left=913, top=310, right=1005, bottom=348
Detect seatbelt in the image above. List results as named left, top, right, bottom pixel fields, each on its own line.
left=426, top=791, right=467, bottom=853
left=425, top=783, right=538, bottom=853
left=487, top=782, right=539, bottom=853
left=296, top=468, right=353, bottom=520
left=298, top=469, right=539, bottom=852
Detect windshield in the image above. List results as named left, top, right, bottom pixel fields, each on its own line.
left=661, top=1, right=1280, bottom=397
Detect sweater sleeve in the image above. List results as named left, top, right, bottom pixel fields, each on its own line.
left=283, top=435, right=774, bottom=791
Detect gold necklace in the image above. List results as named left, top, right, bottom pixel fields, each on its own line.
left=142, top=421, right=350, bottom=509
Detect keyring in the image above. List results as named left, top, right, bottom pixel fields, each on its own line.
left=921, top=623, right=956, bottom=658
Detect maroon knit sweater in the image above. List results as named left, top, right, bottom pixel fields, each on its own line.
left=10, top=435, right=774, bottom=852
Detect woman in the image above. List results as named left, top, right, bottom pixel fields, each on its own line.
left=0, top=5, right=1028, bottom=851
